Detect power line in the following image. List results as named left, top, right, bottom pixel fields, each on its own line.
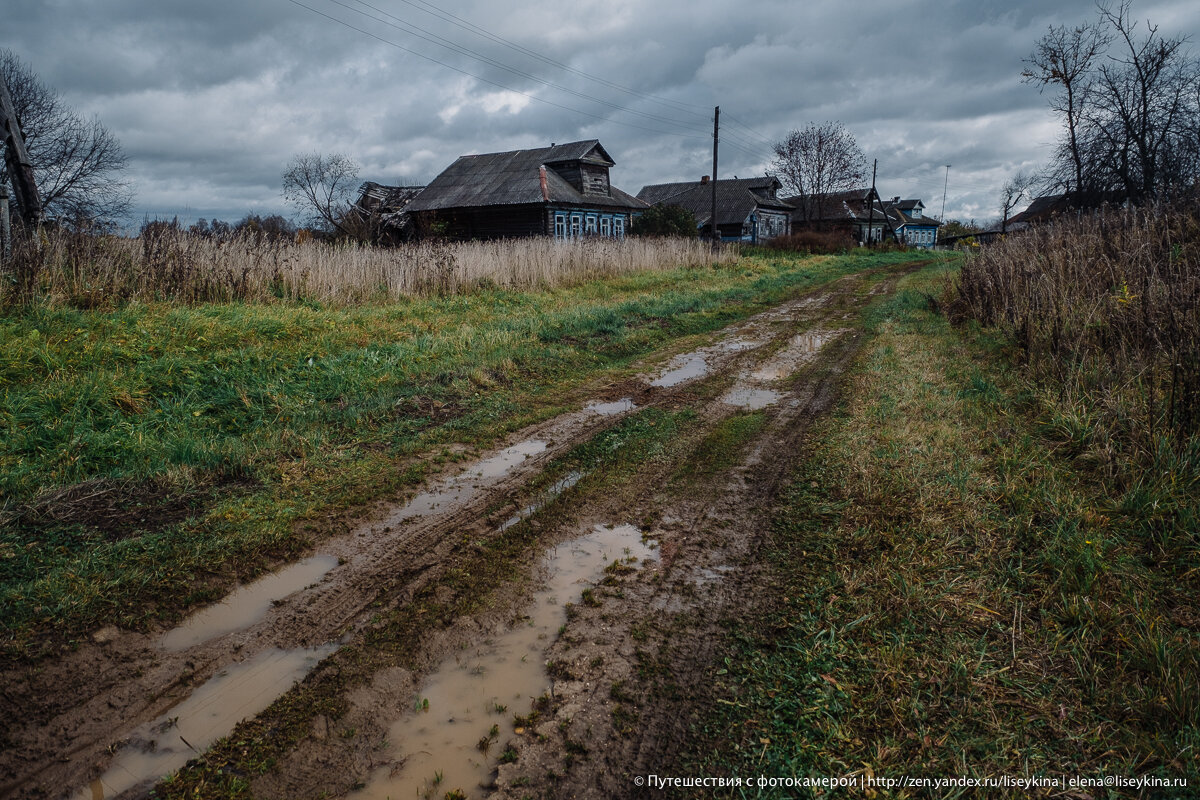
left=325, top=0, right=712, bottom=137
left=356, top=0, right=714, bottom=119
left=284, top=0, right=711, bottom=142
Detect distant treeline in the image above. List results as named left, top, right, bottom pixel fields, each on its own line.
left=140, top=214, right=300, bottom=241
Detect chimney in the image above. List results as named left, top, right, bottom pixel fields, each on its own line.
left=700, top=175, right=710, bottom=184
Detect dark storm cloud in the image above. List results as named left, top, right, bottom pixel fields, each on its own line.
left=3, top=0, right=1197, bottom=225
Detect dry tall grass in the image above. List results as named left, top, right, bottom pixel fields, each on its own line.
left=2, top=229, right=735, bottom=307
left=958, top=204, right=1200, bottom=459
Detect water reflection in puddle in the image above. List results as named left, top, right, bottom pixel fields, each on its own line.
left=355, top=524, right=658, bottom=800
left=497, top=471, right=584, bottom=532
left=750, top=329, right=843, bottom=382
left=585, top=398, right=636, bottom=416
left=76, top=645, right=336, bottom=800
left=720, top=387, right=780, bottom=410
left=651, top=353, right=708, bottom=387
left=161, top=556, right=339, bottom=651
left=388, top=440, right=548, bottom=523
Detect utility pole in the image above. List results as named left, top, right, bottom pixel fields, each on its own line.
left=866, top=158, right=877, bottom=245
left=0, top=72, right=42, bottom=229
left=940, top=164, right=950, bottom=221
left=710, top=105, right=719, bottom=247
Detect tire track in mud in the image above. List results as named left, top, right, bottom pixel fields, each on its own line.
left=486, top=268, right=915, bottom=800
left=0, top=263, right=916, bottom=800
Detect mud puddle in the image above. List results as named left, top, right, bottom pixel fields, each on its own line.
left=354, top=523, right=658, bottom=800
left=498, top=471, right=585, bottom=532
left=161, top=555, right=339, bottom=651
left=650, top=352, right=709, bottom=388
left=74, top=644, right=336, bottom=800
left=585, top=398, right=637, bottom=416
left=719, top=387, right=781, bottom=410
left=750, top=329, right=844, bottom=382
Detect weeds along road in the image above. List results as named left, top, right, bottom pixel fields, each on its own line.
left=1, top=258, right=926, bottom=800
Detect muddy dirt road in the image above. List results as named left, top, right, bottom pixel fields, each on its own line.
left=1, top=262, right=917, bottom=800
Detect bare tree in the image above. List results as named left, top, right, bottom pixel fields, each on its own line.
left=1, top=49, right=132, bottom=225
left=770, top=122, right=868, bottom=223
left=1000, top=172, right=1034, bottom=233
left=1025, top=2, right=1200, bottom=204
left=1023, top=21, right=1111, bottom=198
left=282, top=152, right=360, bottom=236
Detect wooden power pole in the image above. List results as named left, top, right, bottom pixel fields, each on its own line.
left=866, top=158, right=877, bottom=244
left=0, top=72, right=42, bottom=229
left=710, top=106, right=719, bottom=246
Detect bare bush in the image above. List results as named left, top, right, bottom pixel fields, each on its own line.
left=958, top=204, right=1200, bottom=456
left=1, top=231, right=737, bottom=307
left=764, top=229, right=857, bottom=254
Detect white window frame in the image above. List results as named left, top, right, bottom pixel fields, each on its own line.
left=554, top=213, right=567, bottom=239
left=613, top=216, right=625, bottom=238
left=585, top=215, right=598, bottom=235
left=570, top=214, right=583, bottom=238
left=600, top=216, right=612, bottom=237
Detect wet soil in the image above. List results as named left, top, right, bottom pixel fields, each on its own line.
left=0, top=263, right=918, bottom=800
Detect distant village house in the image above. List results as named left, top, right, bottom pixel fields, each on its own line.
left=637, top=176, right=792, bottom=243
left=885, top=198, right=942, bottom=249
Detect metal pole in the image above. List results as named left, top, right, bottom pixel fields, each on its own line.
left=711, top=106, right=719, bottom=247
left=940, top=164, right=950, bottom=221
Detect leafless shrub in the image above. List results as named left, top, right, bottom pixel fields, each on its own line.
left=765, top=229, right=857, bottom=254
left=1, top=230, right=736, bottom=307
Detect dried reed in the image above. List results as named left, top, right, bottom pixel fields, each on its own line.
left=2, top=229, right=736, bottom=307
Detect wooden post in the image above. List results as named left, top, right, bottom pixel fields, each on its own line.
left=0, top=72, right=42, bottom=228
left=867, top=159, right=877, bottom=244
left=711, top=106, right=719, bottom=247
left=1, top=184, right=10, bottom=259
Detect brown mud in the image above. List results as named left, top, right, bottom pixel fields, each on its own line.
left=0, top=262, right=919, bottom=800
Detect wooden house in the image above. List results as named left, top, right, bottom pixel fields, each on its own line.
left=637, top=177, right=792, bottom=242
left=884, top=198, right=942, bottom=248
left=787, top=188, right=893, bottom=244
left=404, top=140, right=647, bottom=240
left=352, top=181, right=425, bottom=243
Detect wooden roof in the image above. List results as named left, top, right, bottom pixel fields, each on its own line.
left=407, top=140, right=645, bottom=212
left=637, top=177, right=792, bottom=227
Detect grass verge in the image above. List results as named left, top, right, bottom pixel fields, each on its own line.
left=688, top=261, right=1199, bottom=797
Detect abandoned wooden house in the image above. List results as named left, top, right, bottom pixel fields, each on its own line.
left=636, top=176, right=792, bottom=242
left=352, top=181, right=425, bottom=242
left=403, top=140, right=647, bottom=240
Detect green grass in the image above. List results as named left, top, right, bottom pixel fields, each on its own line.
left=688, top=261, right=1200, bottom=797
left=0, top=249, right=917, bottom=660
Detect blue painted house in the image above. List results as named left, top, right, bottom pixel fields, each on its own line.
left=885, top=198, right=942, bottom=248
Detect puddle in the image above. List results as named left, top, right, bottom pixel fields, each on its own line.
left=585, top=398, right=636, bottom=416
left=497, top=471, right=584, bottom=532
left=750, top=329, right=843, bottom=382
left=387, top=440, right=548, bottom=523
left=161, top=555, right=339, bottom=651
left=715, top=337, right=762, bottom=353
left=650, top=352, right=708, bottom=387
left=356, top=523, right=658, bottom=800
left=75, top=645, right=336, bottom=800
left=720, top=387, right=780, bottom=410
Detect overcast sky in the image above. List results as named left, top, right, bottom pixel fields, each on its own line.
left=5, top=0, right=1198, bottom=227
